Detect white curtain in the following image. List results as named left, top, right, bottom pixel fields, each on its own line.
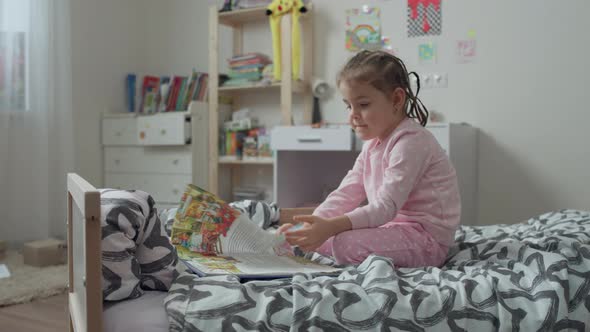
left=0, top=0, right=74, bottom=245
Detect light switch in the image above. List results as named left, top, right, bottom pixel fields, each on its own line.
left=420, top=72, right=448, bottom=89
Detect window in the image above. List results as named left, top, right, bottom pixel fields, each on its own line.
left=0, top=0, right=30, bottom=112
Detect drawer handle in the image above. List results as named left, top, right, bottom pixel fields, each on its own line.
left=160, top=129, right=167, bottom=135
left=172, top=188, right=179, bottom=195
left=172, top=159, right=179, bottom=165
left=297, top=137, right=322, bottom=143
left=114, top=159, right=120, bottom=165
left=115, top=131, right=122, bottom=137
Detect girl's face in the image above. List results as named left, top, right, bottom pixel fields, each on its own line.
left=340, top=79, right=405, bottom=141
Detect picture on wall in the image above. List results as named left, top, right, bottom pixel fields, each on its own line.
left=456, top=39, right=477, bottom=64
left=407, top=0, right=442, bottom=38
left=345, top=6, right=382, bottom=52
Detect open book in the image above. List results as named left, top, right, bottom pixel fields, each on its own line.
left=170, top=185, right=342, bottom=279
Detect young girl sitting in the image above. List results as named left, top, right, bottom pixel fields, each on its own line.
left=280, top=50, right=461, bottom=267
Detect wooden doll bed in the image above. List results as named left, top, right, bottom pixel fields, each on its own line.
left=68, top=173, right=170, bottom=332
left=67, top=173, right=102, bottom=332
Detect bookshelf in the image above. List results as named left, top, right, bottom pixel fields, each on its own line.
left=208, top=5, right=314, bottom=199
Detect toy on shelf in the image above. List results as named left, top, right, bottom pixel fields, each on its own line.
left=220, top=0, right=233, bottom=12
left=266, top=0, right=307, bottom=81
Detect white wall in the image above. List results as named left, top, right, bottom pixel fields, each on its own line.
left=71, top=0, right=590, bottom=226
left=308, top=0, right=590, bottom=225
left=215, top=0, right=590, bottom=224
left=70, top=0, right=146, bottom=186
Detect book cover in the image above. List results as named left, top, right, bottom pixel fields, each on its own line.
left=170, top=184, right=342, bottom=278
left=167, top=76, right=185, bottom=111
left=139, top=75, right=160, bottom=113
left=126, top=74, right=136, bottom=113
left=175, top=77, right=189, bottom=111
left=156, top=76, right=170, bottom=113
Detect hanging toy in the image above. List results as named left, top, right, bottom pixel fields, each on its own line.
left=266, top=0, right=307, bottom=81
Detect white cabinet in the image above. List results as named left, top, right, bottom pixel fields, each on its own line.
left=273, top=123, right=478, bottom=226
left=101, top=102, right=210, bottom=209
left=137, top=113, right=190, bottom=146
left=426, top=123, right=478, bottom=226
left=102, top=117, right=139, bottom=146
left=104, top=146, right=193, bottom=174
left=271, top=126, right=358, bottom=151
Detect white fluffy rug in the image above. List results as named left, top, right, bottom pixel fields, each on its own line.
left=0, top=250, right=67, bottom=307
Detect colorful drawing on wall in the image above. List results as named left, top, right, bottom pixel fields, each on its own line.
left=456, top=39, right=477, bottom=64
left=418, top=42, right=437, bottom=65
left=345, top=6, right=382, bottom=52
left=381, top=36, right=394, bottom=54
left=407, top=0, right=442, bottom=38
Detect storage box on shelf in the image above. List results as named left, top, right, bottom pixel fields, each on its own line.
left=208, top=5, right=314, bottom=200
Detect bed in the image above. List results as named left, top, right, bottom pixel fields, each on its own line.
left=67, top=173, right=590, bottom=331
left=68, top=173, right=171, bottom=332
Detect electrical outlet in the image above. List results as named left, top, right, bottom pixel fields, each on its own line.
left=422, top=74, right=433, bottom=89
left=417, top=73, right=448, bottom=89
left=432, top=73, right=448, bottom=88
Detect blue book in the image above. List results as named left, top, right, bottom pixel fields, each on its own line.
left=126, top=74, right=136, bottom=113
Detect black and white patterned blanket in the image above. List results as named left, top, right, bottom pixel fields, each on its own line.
left=164, top=210, right=590, bottom=331
left=100, top=189, right=178, bottom=301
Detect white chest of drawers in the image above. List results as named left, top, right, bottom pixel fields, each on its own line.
left=101, top=102, right=210, bottom=209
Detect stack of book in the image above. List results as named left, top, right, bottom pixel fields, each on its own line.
left=223, top=53, right=272, bottom=87
left=131, top=70, right=221, bottom=114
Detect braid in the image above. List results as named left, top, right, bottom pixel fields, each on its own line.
left=406, top=72, right=429, bottom=126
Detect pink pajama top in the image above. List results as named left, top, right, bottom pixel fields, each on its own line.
left=313, top=118, right=461, bottom=247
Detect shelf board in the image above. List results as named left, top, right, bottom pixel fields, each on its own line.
left=218, top=4, right=313, bottom=27
left=219, top=80, right=305, bottom=93
left=218, top=7, right=268, bottom=26
left=219, top=156, right=274, bottom=165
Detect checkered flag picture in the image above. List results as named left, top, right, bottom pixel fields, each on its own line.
left=407, top=1, right=442, bottom=38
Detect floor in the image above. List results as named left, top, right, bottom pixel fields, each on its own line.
left=0, top=294, right=68, bottom=332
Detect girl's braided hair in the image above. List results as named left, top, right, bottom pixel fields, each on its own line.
left=337, top=50, right=429, bottom=126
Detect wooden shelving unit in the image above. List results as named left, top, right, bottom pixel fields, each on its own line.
left=208, top=5, right=313, bottom=198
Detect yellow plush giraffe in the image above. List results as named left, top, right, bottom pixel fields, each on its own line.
left=266, top=0, right=307, bottom=81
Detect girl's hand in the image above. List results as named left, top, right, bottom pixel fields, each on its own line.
left=284, top=215, right=335, bottom=252
left=277, top=223, right=293, bottom=235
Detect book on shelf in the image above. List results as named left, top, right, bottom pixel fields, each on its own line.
left=170, top=184, right=343, bottom=279
left=132, top=71, right=229, bottom=113
left=139, top=75, right=160, bottom=114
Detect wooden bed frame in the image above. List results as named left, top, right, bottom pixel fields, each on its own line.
left=67, top=173, right=102, bottom=332
left=65, top=172, right=314, bottom=332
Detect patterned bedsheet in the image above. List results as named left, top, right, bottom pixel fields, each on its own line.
left=164, top=210, right=590, bottom=331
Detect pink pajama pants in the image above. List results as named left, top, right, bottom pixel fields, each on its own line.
left=316, top=221, right=448, bottom=267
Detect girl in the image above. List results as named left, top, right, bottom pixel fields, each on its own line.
left=280, top=50, right=461, bottom=267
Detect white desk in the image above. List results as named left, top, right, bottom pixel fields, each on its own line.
left=271, top=123, right=479, bottom=226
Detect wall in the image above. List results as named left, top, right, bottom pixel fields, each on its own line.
left=70, top=0, right=590, bottom=226
left=230, top=0, right=590, bottom=225
left=70, top=0, right=147, bottom=187
left=309, top=0, right=590, bottom=225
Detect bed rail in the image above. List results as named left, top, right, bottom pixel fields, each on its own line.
left=67, top=173, right=102, bottom=332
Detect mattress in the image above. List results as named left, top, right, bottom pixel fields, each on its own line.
left=103, top=291, right=168, bottom=332
left=165, top=210, right=590, bottom=331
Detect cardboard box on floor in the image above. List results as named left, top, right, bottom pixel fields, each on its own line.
left=23, top=238, right=66, bottom=267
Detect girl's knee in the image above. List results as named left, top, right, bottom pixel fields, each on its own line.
left=331, top=232, right=368, bottom=265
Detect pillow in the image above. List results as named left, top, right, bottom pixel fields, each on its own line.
left=100, top=189, right=178, bottom=301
